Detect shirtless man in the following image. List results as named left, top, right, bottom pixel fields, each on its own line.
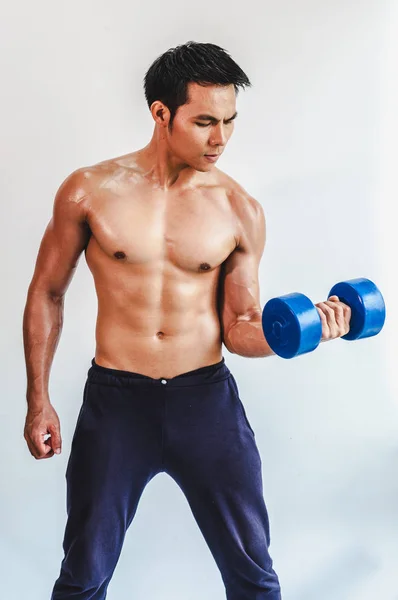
left=23, top=41, right=350, bottom=600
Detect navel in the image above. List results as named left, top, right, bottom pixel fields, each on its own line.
left=114, top=251, right=126, bottom=259
left=199, top=262, right=211, bottom=272
left=156, top=331, right=165, bottom=339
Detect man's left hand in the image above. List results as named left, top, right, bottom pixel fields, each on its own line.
left=315, top=296, right=352, bottom=342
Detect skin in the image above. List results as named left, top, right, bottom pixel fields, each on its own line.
left=22, top=82, right=351, bottom=460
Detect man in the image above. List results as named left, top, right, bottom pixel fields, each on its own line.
left=23, top=41, right=351, bottom=600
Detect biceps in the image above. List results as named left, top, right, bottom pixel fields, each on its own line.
left=219, top=250, right=262, bottom=335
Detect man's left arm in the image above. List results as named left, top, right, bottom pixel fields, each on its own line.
left=220, top=196, right=275, bottom=358
left=220, top=195, right=352, bottom=358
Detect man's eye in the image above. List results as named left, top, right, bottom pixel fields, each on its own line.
left=195, top=121, right=234, bottom=127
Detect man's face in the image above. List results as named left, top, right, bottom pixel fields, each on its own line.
left=166, top=82, right=237, bottom=171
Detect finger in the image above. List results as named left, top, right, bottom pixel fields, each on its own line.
left=48, top=424, right=62, bottom=455
left=326, top=297, right=352, bottom=322
left=42, top=448, right=55, bottom=459
left=25, top=426, right=57, bottom=459
left=25, top=436, right=43, bottom=460
left=43, top=436, right=56, bottom=458
left=316, top=306, right=329, bottom=325
left=324, top=300, right=345, bottom=319
left=323, top=301, right=350, bottom=334
left=36, top=440, right=55, bottom=458
left=317, top=302, right=335, bottom=321
left=334, top=305, right=347, bottom=332
left=25, top=436, right=38, bottom=459
left=31, top=433, right=54, bottom=458
left=344, top=303, right=352, bottom=323
left=317, top=302, right=338, bottom=337
left=341, top=303, right=352, bottom=332
left=316, top=306, right=330, bottom=339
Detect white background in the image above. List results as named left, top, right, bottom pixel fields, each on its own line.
left=1, top=1, right=397, bottom=599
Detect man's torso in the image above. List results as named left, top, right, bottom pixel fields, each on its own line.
left=78, top=150, right=247, bottom=378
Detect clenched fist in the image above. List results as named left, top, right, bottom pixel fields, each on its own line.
left=24, top=402, right=62, bottom=459
left=315, top=295, right=352, bottom=342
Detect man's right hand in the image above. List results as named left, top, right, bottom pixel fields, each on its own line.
left=24, top=401, right=62, bottom=459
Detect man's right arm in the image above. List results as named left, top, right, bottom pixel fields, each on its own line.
left=23, top=168, right=92, bottom=459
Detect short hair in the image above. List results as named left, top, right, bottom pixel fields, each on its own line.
left=143, top=41, right=251, bottom=129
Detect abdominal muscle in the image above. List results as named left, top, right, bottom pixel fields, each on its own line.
left=87, top=244, right=224, bottom=379
left=95, top=313, right=223, bottom=379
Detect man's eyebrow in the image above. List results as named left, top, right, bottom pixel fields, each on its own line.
left=193, top=111, right=238, bottom=123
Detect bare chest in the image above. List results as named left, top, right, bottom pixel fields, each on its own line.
left=85, top=187, right=238, bottom=273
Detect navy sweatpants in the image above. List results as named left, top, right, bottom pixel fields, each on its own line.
left=51, top=357, right=281, bottom=599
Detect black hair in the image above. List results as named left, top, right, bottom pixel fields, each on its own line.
left=143, top=41, right=251, bottom=130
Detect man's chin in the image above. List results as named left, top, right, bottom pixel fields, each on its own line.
left=186, top=157, right=216, bottom=173
left=196, top=165, right=213, bottom=172
left=195, top=159, right=216, bottom=172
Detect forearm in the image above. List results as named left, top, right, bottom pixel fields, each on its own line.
left=224, top=314, right=276, bottom=358
left=23, top=288, right=64, bottom=408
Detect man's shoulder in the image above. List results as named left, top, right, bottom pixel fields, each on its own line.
left=76, top=155, right=125, bottom=183
left=60, top=154, right=131, bottom=202
left=215, top=168, right=263, bottom=218
left=214, top=168, right=265, bottom=252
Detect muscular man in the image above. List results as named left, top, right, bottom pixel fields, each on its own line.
left=23, top=41, right=350, bottom=600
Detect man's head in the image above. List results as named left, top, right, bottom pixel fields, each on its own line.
left=143, top=41, right=251, bottom=171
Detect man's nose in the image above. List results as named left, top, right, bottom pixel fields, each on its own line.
left=209, top=124, right=227, bottom=147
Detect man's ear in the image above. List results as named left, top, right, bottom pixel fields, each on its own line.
left=150, top=101, right=170, bottom=126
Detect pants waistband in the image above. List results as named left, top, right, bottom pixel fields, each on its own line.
left=87, top=357, right=231, bottom=387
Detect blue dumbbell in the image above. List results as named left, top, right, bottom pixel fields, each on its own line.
left=261, top=278, right=386, bottom=359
